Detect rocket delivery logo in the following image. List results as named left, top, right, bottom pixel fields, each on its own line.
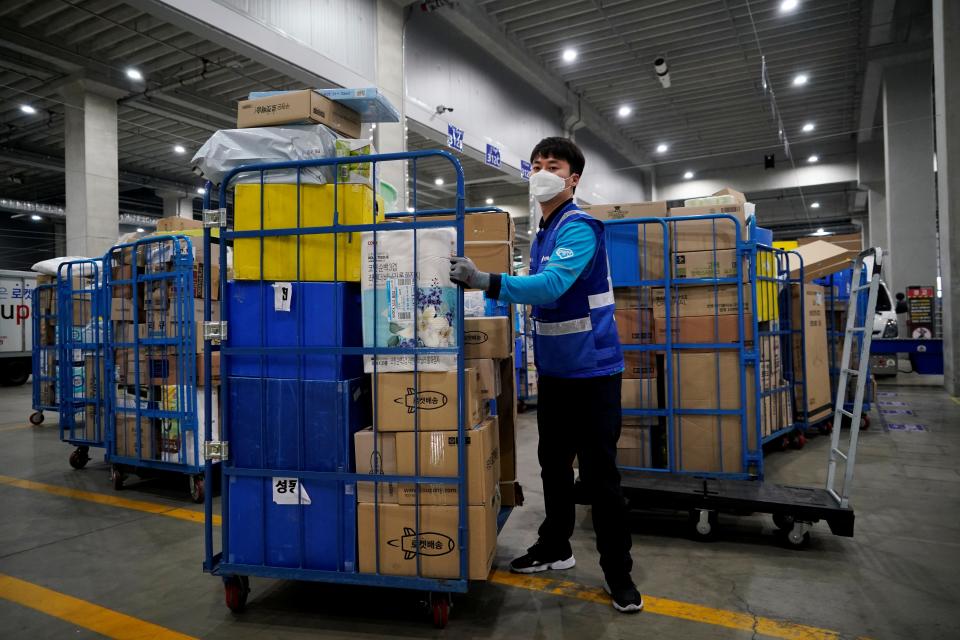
left=388, top=527, right=455, bottom=559
left=395, top=389, right=448, bottom=413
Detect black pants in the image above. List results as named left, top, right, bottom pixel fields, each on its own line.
left=536, top=372, right=633, bottom=584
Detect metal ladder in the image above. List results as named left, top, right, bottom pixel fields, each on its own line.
left=826, top=247, right=883, bottom=508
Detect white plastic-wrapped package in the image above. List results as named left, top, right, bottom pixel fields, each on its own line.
left=361, top=227, right=459, bottom=372
left=190, top=124, right=338, bottom=185
left=31, top=256, right=96, bottom=277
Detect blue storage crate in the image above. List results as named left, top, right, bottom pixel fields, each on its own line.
left=227, top=476, right=357, bottom=572
left=752, top=225, right=773, bottom=245
left=227, top=376, right=369, bottom=471
left=227, top=281, right=363, bottom=379
left=606, top=225, right=641, bottom=286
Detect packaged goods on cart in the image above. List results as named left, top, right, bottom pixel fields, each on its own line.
left=464, top=317, right=511, bottom=359
left=237, top=89, right=362, bottom=137
left=372, top=368, right=482, bottom=431
left=361, top=227, right=458, bottom=372
left=159, top=386, right=220, bottom=465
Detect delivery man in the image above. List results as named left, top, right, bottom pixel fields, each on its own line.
left=449, top=137, right=641, bottom=613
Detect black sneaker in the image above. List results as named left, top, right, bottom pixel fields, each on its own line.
left=509, top=542, right=576, bottom=574
left=603, top=580, right=643, bottom=613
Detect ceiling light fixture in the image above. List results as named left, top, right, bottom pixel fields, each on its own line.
left=793, top=73, right=808, bottom=86
left=19, top=104, right=37, bottom=115
left=780, top=0, right=799, bottom=13
left=485, top=197, right=494, bottom=205
left=30, top=214, right=42, bottom=221
left=802, top=122, right=815, bottom=133
left=811, top=227, right=831, bottom=237
left=808, top=154, right=819, bottom=163
left=656, top=143, right=669, bottom=153
left=136, top=227, right=145, bottom=233
left=126, top=68, right=143, bottom=81
left=434, top=177, right=444, bottom=186
left=197, top=187, right=206, bottom=195
left=173, top=144, right=186, bottom=154
left=618, top=105, right=632, bottom=117
left=811, top=201, right=821, bottom=208
left=562, top=48, right=578, bottom=63
left=683, top=171, right=694, bottom=179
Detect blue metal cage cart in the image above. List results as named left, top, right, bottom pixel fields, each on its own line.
left=57, top=259, right=106, bottom=470
left=201, top=149, right=502, bottom=628
left=103, top=234, right=213, bottom=502
left=30, top=281, right=59, bottom=425
left=515, top=304, right=537, bottom=412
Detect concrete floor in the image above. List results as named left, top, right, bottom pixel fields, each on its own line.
left=1, top=379, right=959, bottom=639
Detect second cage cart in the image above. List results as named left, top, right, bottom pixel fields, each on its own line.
left=201, top=149, right=502, bottom=628
left=31, top=280, right=58, bottom=425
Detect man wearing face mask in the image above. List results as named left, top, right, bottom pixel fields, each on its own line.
left=449, top=137, right=640, bottom=614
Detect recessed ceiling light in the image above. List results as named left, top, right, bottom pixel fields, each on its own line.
left=434, top=177, right=444, bottom=186
left=173, top=144, right=186, bottom=154
left=683, top=171, right=694, bottom=179
left=136, top=227, right=145, bottom=233
left=196, top=187, right=206, bottom=195
left=562, top=48, right=578, bottom=63
left=802, top=122, right=815, bottom=133
left=808, top=154, right=819, bottom=163
left=656, top=143, right=668, bottom=153
left=527, top=229, right=532, bottom=235
left=20, top=104, right=37, bottom=115
left=30, top=214, right=42, bottom=221
left=780, top=0, right=799, bottom=12
left=793, top=73, right=808, bottom=86
left=618, top=105, right=632, bottom=117
left=126, top=68, right=143, bottom=81
left=485, top=197, right=494, bottom=205
left=811, top=201, right=821, bottom=208
left=812, top=227, right=831, bottom=237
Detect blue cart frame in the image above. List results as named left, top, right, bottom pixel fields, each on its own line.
left=30, top=282, right=59, bottom=425
left=201, top=149, right=486, bottom=627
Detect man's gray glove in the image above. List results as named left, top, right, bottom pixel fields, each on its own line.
left=449, top=256, right=490, bottom=290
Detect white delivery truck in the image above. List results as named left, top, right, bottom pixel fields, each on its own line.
left=0, top=269, right=37, bottom=386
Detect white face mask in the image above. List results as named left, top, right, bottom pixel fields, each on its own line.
left=529, top=170, right=570, bottom=203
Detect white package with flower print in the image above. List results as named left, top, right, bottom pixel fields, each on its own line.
left=361, top=227, right=459, bottom=372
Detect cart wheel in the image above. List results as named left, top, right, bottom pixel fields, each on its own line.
left=779, top=435, right=790, bottom=451
left=111, top=465, right=124, bottom=491
left=782, top=521, right=812, bottom=549
left=224, top=576, right=249, bottom=613
left=190, top=475, right=205, bottom=504
left=29, top=411, right=44, bottom=426
left=860, top=415, right=871, bottom=430
left=689, top=509, right=719, bottom=542
left=818, top=422, right=833, bottom=436
left=431, top=593, right=451, bottom=629
left=68, top=447, right=89, bottom=470
left=790, top=433, right=807, bottom=450
left=772, top=513, right=795, bottom=531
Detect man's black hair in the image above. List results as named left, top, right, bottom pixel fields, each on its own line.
left=530, top=137, right=586, bottom=177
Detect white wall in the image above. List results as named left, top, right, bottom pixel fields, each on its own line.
left=575, top=129, right=649, bottom=205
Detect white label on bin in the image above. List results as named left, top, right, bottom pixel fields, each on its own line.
left=272, top=477, right=311, bottom=505
left=273, top=282, right=292, bottom=312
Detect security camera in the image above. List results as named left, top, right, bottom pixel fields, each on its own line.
left=435, top=104, right=454, bottom=115
left=654, top=56, right=671, bottom=89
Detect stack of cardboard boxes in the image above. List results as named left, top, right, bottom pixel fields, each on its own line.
left=35, top=275, right=59, bottom=406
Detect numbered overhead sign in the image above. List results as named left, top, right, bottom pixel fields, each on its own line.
left=520, top=160, right=531, bottom=181
left=447, top=123, right=464, bottom=151
left=485, top=144, right=501, bottom=168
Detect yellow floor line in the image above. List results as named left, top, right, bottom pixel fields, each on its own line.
left=1, top=472, right=864, bottom=639
left=489, top=569, right=852, bottom=640
left=950, top=396, right=960, bottom=406
left=0, top=474, right=220, bottom=526
left=0, top=572, right=197, bottom=640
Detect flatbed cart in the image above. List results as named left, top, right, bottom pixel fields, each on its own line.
left=200, top=150, right=510, bottom=628
left=103, top=234, right=215, bottom=502
left=30, top=281, right=58, bottom=425
left=57, top=259, right=106, bottom=469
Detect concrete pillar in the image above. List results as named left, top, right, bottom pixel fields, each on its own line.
left=868, top=189, right=888, bottom=250
left=62, top=81, right=122, bottom=257
left=882, top=61, right=938, bottom=296
left=158, top=192, right=195, bottom=219
left=858, top=140, right=887, bottom=250
left=375, top=0, right=406, bottom=211
left=933, top=0, right=960, bottom=393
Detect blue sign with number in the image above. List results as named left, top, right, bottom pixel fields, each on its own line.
left=520, top=160, right=531, bottom=181
left=446, top=124, right=464, bottom=151
left=485, top=144, right=501, bottom=168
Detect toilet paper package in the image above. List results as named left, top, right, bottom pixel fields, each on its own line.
left=361, top=228, right=459, bottom=372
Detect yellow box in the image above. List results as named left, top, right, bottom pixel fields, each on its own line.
left=755, top=250, right=779, bottom=322
left=234, top=183, right=384, bottom=281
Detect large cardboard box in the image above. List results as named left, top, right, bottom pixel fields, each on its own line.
left=156, top=216, right=203, bottom=232
left=357, top=490, right=500, bottom=580
left=374, top=369, right=481, bottom=431
left=237, top=89, right=362, bottom=137
left=786, top=240, right=857, bottom=282
left=654, top=313, right=754, bottom=344
left=114, top=415, right=156, bottom=459
left=354, top=428, right=399, bottom=504
left=613, top=287, right=656, bottom=310
left=623, top=351, right=657, bottom=379
left=467, top=358, right=500, bottom=401
left=466, top=241, right=511, bottom=275
left=653, top=285, right=751, bottom=319
left=582, top=202, right=668, bottom=282
left=465, top=317, right=511, bottom=359
left=396, top=211, right=513, bottom=243
left=584, top=201, right=669, bottom=220
left=396, top=417, right=500, bottom=506
left=233, top=183, right=384, bottom=281
left=614, top=308, right=654, bottom=344
left=621, top=377, right=660, bottom=410
left=673, top=249, right=746, bottom=280
left=792, top=284, right=832, bottom=416
left=617, top=425, right=653, bottom=468
left=665, top=218, right=739, bottom=252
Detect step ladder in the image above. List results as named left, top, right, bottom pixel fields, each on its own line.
left=826, top=247, right=883, bottom=508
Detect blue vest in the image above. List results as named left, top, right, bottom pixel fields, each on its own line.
left=530, top=203, right=623, bottom=378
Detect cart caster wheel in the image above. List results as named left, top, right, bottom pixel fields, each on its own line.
left=224, top=576, right=249, bottom=613
left=779, top=436, right=790, bottom=451
left=111, top=465, right=124, bottom=491
left=818, top=423, right=833, bottom=436
left=431, top=593, right=451, bottom=629
left=69, top=447, right=89, bottom=470
left=860, top=415, right=871, bottom=430
left=29, top=411, right=44, bottom=425
left=772, top=513, right=795, bottom=531
left=790, top=434, right=807, bottom=450
left=783, top=522, right=812, bottom=549
left=189, top=475, right=205, bottom=504
left=689, top=509, right=719, bottom=542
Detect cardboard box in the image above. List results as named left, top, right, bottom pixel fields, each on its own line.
left=395, top=211, right=513, bottom=243
left=613, top=287, right=656, bottom=310
left=495, top=356, right=518, bottom=482
left=396, top=417, right=500, bottom=506
left=655, top=313, right=754, bottom=344
left=786, top=240, right=857, bottom=282
left=792, top=284, right=832, bottom=416
left=621, top=377, right=660, bottom=410
left=673, top=249, right=746, bottom=280
left=665, top=218, right=739, bottom=252
left=155, top=217, right=203, bottom=232
left=582, top=202, right=669, bottom=283
left=466, top=241, right=512, bottom=276
left=617, top=425, right=653, bottom=468
left=357, top=491, right=500, bottom=580
left=354, top=428, right=399, bottom=504
left=499, top=480, right=523, bottom=507
left=110, top=297, right=144, bottom=323
left=464, top=317, right=511, bottom=359
left=374, top=369, right=481, bottom=431
left=467, top=358, right=499, bottom=401
left=237, top=89, right=362, bottom=137
left=614, top=308, right=654, bottom=344
left=623, top=350, right=657, bottom=379
left=583, top=200, right=669, bottom=220
left=653, top=285, right=751, bottom=319
left=69, top=299, right=92, bottom=326
left=114, top=415, right=156, bottom=459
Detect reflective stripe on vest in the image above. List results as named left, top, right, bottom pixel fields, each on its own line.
left=535, top=316, right=593, bottom=336
left=587, top=289, right=615, bottom=309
